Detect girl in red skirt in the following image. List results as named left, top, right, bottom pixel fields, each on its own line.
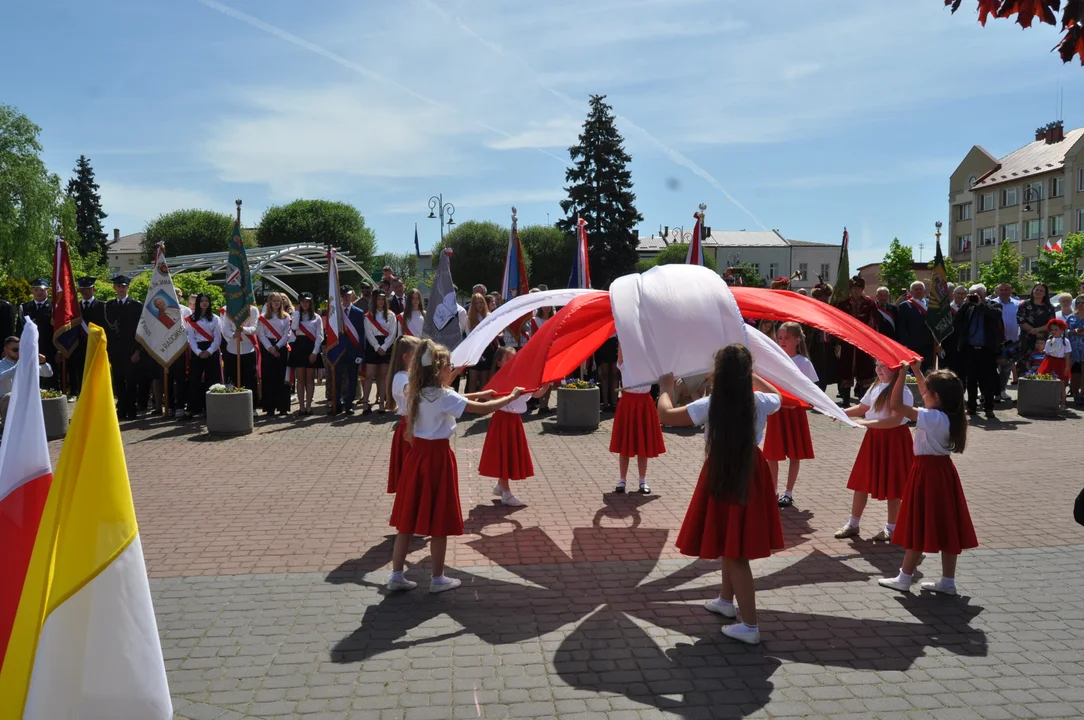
left=384, top=334, right=424, bottom=494
left=879, top=360, right=977, bottom=596
left=610, top=344, right=666, bottom=494
left=658, top=344, right=784, bottom=645
left=835, top=361, right=914, bottom=542
left=479, top=347, right=552, bottom=507
left=1038, top=318, right=1071, bottom=409
left=763, top=322, right=817, bottom=508
left=387, top=340, right=523, bottom=593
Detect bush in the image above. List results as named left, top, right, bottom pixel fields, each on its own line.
left=142, top=209, right=241, bottom=264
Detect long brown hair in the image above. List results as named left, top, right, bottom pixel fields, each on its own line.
left=925, top=369, right=967, bottom=453
left=705, top=344, right=757, bottom=504
left=264, top=292, right=288, bottom=319
left=871, top=364, right=900, bottom=415
left=777, top=321, right=808, bottom=357
left=467, top=292, right=488, bottom=329
left=384, top=335, right=424, bottom=412
left=369, top=290, right=392, bottom=322
left=405, top=340, right=451, bottom=436
left=402, top=288, right=423, bottom=321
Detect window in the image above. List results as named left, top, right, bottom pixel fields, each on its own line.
left=979, top=192, right=995, bottom=212
left=1002, top=187, right=1019, bottom=207
left=1079, top=207, right=1084, bottom=232
left=980, top=227, right=996, bottom=246
left=1001, top=223, right=1019, bottom=243
left=1050, top=215, right=1064, bottom=236
left=957, top=203, right=972, bottom=221
left=1079, top=167, right=1084, bottom=191
left=1028, top=256, right=1040, bottom=273
left=819, top=263, right=830, bottom=281
left=957, top=235, right=971, bottom=253
left=768, top=262, right=779, bottom=279
left=1024, top=219, right=1042, bottom=240
left=958, top=266, right=971, bottom=284
left=1025, top=181, right=1044, bottom=201
left=798, top=262, right=808, bottom=280
left=1052, top=176, right=1064, bottom=197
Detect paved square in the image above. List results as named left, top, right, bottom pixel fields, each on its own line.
left=79, top=384, right=1084, bottom=719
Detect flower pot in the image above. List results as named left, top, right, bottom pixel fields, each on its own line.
left=42, top=396, right=69, bottom=440
left=556, top=386, right=600, bottom=431
left=1017, top=378, right=1061, bottom=417
left=205, top=390, right=254, bottom=435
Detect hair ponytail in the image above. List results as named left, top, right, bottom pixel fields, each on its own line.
left=705, top=344, right=756, bottom=504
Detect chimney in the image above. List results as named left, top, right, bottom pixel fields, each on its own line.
left=1036, top=126, right=1048, bottom=142
left=1047, top=120, right=1065, bottom=144
left=113, top=228, right=120, bottom=242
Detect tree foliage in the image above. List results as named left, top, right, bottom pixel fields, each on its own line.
left=433, top=221, right=510, bottom=294
left=256, top=200, right=376, bottom=269
left=127, top=270, right=224, bottom=309
left=944, top=1, right=1084, bottom=64
left=650, top=243, right=719, bottom=271
left=1031, top=233, right=1084, bottom=293
left=879, top=238, right=917, bottom=299
left=0, top=104, right=60, bottom=282
left=142, top=209, right=241, bottom=263
left=519, top=225, right=574, bottom=289
left=371, top=251, right=422, bottom=290
left=978, top=239, right=1029, bottom=295
left=734, top=261, right=766, bottom=288
left=556, top=95, right=643, bottom=290
left=65, top=155, right=108, bottom=257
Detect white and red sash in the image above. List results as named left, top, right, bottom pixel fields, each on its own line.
left=186, top=316, right=215, bottom=342
left=397, top=313, right=412, bottom=337
left=875, top=305, right=895, bottom=329
left=258, top=315, right=284, bottom=343
left=294, top=316, right=317, bottom=342
left=530, top=319, right=540, bottom=334
left=366, top=311, right=392, bottom=337
left=907, top=298, right=927, bottom=315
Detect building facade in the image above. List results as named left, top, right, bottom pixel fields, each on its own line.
left=948, top=121, right=1084, bottom=284
left=106, top=229, right=145, bottom=276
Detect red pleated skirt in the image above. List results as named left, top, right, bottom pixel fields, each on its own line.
left=478, top=410, right=534, bottom=481
left=389, top=438, right=463, bottom=537
left=846, top=425, right=914, bottom=501
left=1038, top=355, right=1069, bottom=382
left=609, top=392, right=666, bottom=458
left=675, top=447, right=784, bottom=560
left=762, top=407, right=814, bottom=461
left=892, top=455, right=978, bottom=554
left=387, top=417, right=408, bottom=494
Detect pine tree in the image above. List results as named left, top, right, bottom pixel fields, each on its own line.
left=557, top=95, right=643, bottom=290
left=65, top=154, right=108, bottom=257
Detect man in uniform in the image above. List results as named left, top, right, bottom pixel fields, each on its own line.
left=69, top=276, right=106, bottom=395
left=16, top=278, right=57, bottom=390
left=833, top=276, right=877, bottom=407
left=103, top=275, right=143, bottom=419
left=872, top=286, right=898, bottom=340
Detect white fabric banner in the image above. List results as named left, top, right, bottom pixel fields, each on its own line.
left=0, top=321, right=51, bottom=500
left=610, top=264, right=854, bottom=425
left=135, top=246, right=187, bottom=367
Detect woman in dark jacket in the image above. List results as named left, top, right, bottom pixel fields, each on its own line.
left=1016, top=282, right=1055, bottom=373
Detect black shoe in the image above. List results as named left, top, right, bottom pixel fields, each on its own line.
left=984, top=410, right=995, bottom=420
left=344, top=407, right=355, bottom=416
left=614, top=481, right=626, bottom=493
left=638, top=482, right=651, bottom=495
left=777, top=493, right=793, bottom=508
left=967, top=408, right=978, bottom=417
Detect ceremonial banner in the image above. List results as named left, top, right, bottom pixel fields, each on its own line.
left=685, top=206, right=706, bottom=266
left=501, top=207, right=530, bottom=300
left=568, top=216, right=591, bottom=289
left=0, top=325, right=172, bottom=720
left=51, top=237, right=82, bottom=360
left=136, top=244, right=187, bottom=367
left=325, top=248, right=346, bottom=365
left=423, top=249, right=463, bottom=350
left=925, top=238, right=955, bottom=344
left=830, top=227, right=850, bottom=305
left=224, top=214, right=254, bottom=329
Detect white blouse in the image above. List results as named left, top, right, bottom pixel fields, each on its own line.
left=186, top=316, right=222, bottom=353
left=257, top=315, right=292, bottom=350
left=399, top=311, right=425, bottom=338
left=859, top=382, right=913, bottom=425
left=913, top=408, right=952, bottom=456
left=365, top=311, right=399, bottom=351
left=219, top=306, right=259, bottom=355
left=1042, top=336, right=1071, bottom=359
left=499, top=394, right=529, bottom=415
left=392, top=370, right=410, bottom=416
left=686, top=391, right=782, bottom=445
left=789, top=354, right=819, bottom=383
left=617, top=361, right=650, bottom=394
left=291, top=311, right=325, bottom=349
left=411, top=387, right=468, bottom=440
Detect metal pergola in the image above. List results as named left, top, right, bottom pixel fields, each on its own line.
left=136, top=244, right=374, bottom=299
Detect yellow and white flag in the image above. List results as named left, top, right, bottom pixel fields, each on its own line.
left=0, top=324, right=172, bottom=720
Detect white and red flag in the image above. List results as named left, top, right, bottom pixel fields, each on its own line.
left=685, top=204, right=707, bottom=266
left=568, top=216, right=592, bottom=289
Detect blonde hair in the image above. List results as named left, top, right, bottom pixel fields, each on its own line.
left=405, top=340, right=452, bottom=436
left=385, top=335, right=424, bottom=413
left=467, top=292, right=488, bottom=329
left=778, top=321, right=808, bottom=357
left=264, top=292, right=289, bottom=319
left=757, top=319, right=776, bottom=341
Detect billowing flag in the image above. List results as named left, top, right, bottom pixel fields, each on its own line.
left=224, top=214, right=254, bottom=329
left=1044, top=239, right=1063, bottom=253
left=685, top=206, right=706, bottom=266
left=501, top=207, right=530, bottom=300
left=325, top=248, right=345, bottom=364
left=413, top=223, right=421, bottom=258
left=136, top=243, right=187, bottom=367
left=0, top=325, right=172, bottom=719
left=568, top=216, right=592, bottom=289
left=830, top=227, right=851, bottom=305
left=51, top=237, right=82, bottom=360
left=925, top=238, right=955, bottom=343
left=423, top=248, right=463, bottom=349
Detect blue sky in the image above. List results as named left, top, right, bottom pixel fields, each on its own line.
left=3, top=0, right=1084, bottom=269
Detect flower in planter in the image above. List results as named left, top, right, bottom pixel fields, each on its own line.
left=207, top=383, right=245, bottom=394
left=562, top=379, right=598, bottom=390
left=1021, top=372, right=1057, bottom=381
left=40, top=388, right=64, bottom=399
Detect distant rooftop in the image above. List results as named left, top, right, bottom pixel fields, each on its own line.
left=109, top=232, right=145, bottom=254
left=637, top=229, right=834, bottom=252
left=971, top=123, right=1084, bottom=190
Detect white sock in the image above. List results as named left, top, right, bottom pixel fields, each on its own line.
left=710, top=597, right=736, bottom=610
left=390, top=571, right=406, bottom=583
left=638, top=477, right=647, bottom=486
left=616, top=478, right=626, bottom=487
left=885, top=523, right=896, bottom=533
left=937, top=576, right=956, bottom=589
left=847, top=515, right=861, bottom=529
left=742, top=622, right=758, bottom=630
left=431, top=574, right=453, bottom=585
left=894, top=570, right=913, bottom=584
left=783, top=490, right=793, bottom=498
left=502, top=490, right=514, bottom=498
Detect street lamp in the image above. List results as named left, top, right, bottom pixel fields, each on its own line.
left=1023, top=185, right=1041, bottom=214
left=428, top=194, right=455, bottom=240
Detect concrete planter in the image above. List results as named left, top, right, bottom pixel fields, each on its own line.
left=906, top=383, right=924, bottom=408
left=205, top=390, right=254, bottom=435
left=1017, top=378, right=1062, bottom=417
left=42, top=396, right=69, bottom=440
left=556, top=386, right=600, bottom=431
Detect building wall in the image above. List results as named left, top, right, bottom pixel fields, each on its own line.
left=790, top=246, right=838, bottom=288
left=707, top=246, right=791, bottom=284
left=107, top=251, right=142, bottom=276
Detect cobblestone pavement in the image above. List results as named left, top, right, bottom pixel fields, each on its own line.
left=79, top=383, right=1084, bottom=719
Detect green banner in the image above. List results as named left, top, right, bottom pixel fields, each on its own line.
left=925, top=238, right=955, bottom=343
left=224, top=221, right=254, bottom=327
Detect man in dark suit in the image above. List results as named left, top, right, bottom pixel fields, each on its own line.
left=69, top=276, right=106, bottom=395
left=896, top=280, right=935, bottom=372
left=387, top=278, right=405, bottom=315
left=17, top=278, right=57, bottom=389
left=103, top=275, right=143, bottom=419
left=0, top=296, right=14, bottom=345
left=334, top=285, right=367, bottom=415
left=872, top=286, right=898, bottom=340
left=953, top=292, right=1003, bottom=419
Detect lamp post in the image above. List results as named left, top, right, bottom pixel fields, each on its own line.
left=428, top=194, right=456, bottom=240
left=1023, top=185, right=1041, bottom=256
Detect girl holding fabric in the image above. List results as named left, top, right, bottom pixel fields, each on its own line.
left=610, top=344, right=666, bottom=495
left=763, top=322, right=817, bottom=508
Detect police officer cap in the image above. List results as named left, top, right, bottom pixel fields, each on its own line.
left=30, top=278, right=50, bottom=289
left=111, top=274, right=131, bottom=286
left=78, top=276, right=97, bottom=289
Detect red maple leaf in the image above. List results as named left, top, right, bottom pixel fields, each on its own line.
left=997, top=0, right=1060, bottom=28
left=1057, top=23, right=1084, bottom=62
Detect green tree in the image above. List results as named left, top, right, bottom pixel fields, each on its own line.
left=879, top=238, right=917, bottom=298
left=635, top=258, right=655, bottom=273
left=433, top=220, right=510, bottom=295
left=256, top=200, right=376, bottom=268
left=127, top=270, right=224, bottom=309
left=978, top=239, right=1029, bottom=295
left=735, top=261, right=766, bottom=288
left=142, top=209, right=240, bottom=263
left=0, top=104, right=61, bottom=281
left=65, top=155, right=108, bottom=257
left=652, top=243, right=719, bottom=271
left=519, top=224, right=574, bottom=289
left=556, top=95, right=643, bottom=290
left=1031, top=233, right=1084, bottom=293
left=371, top=251, right=421, bottom=289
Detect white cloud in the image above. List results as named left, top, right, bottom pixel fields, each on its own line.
left=487, top=117, right=580, bottom=150
left=98, top=181, right=222, bottom=228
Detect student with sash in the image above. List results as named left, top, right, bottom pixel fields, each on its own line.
left=220, top=300, right=259, bottom=414
left=185, top=293, right=223, bottom=417
left=257, top=291, right=293, bottom=416
left=290, top=292, right=324, bottom=415
left=397, top=288, right=425, bottom=339
left=363, top=289, right=400, bottom=414
left=896, top=280, right=935, bottom=372
left=873, top=287, right=898, bottom=341
left=334, top=284, right=366, bottom=415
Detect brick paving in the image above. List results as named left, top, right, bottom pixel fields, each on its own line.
left=84, top=383, right=1084, bottom=719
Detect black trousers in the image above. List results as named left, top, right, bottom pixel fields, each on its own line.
left=959, top=345, right=997, bottom=413
left=187, top=350, right=222, bottom=414
left=110, top=351, right=138, bottom=418
left=169, top=354, right=187, bottom=411
left=223, top=351, right=258, bottom=393
left=260, top=347, right=290, bottom=413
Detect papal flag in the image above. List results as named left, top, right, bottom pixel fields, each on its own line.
left=0, top=323, right=172, bottom=720
left=136, top=242, right=187, bottom=367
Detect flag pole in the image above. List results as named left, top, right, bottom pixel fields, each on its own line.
left=163, top=367, right=170, bottom=416
left=235, top=202, right=243, bottom=389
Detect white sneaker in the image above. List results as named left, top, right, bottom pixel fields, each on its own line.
left=386, top=576, right=417, bottom=592
left=920, top=581, right=958, bottom=596
left=430, top=577, right=462, bottom=594
left=492, top=483, right=503, bottom=497
left=705, top=598, right=738, bottom=618
left=721, top=623, right=760, bottom=645
left=877, top=577, right=913, bottom=592
left=501, top=494, right=525, bottom=507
